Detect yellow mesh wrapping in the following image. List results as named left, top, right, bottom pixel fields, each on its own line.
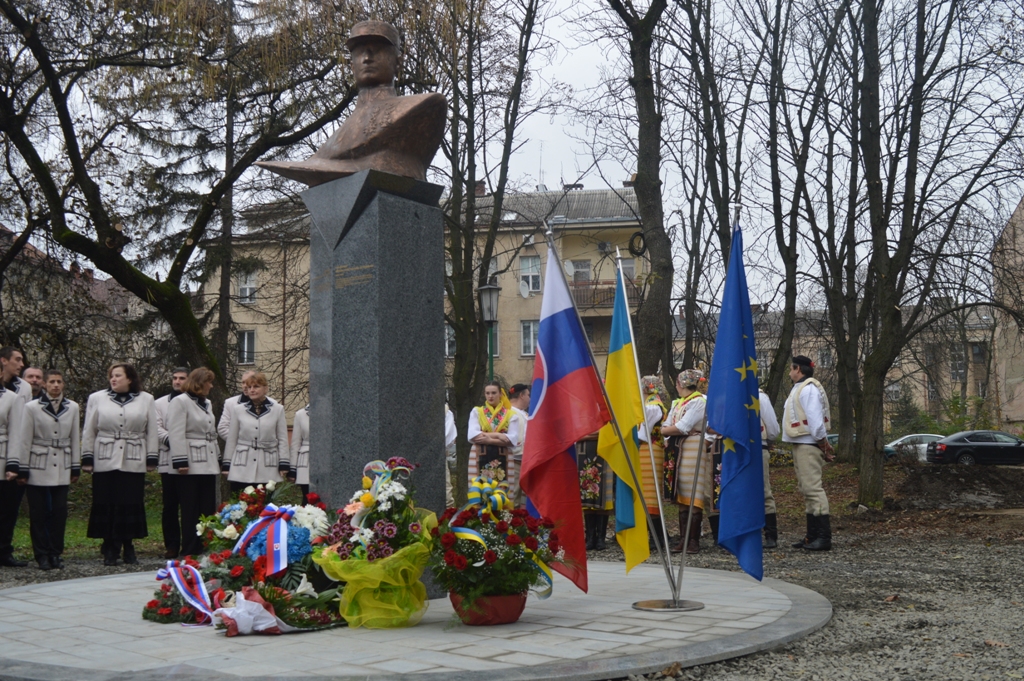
left=313, top=511, right=437, bottom=629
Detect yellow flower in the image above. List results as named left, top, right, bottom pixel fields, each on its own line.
left=360, top=492, right=374, bottom=506
left=362, top=476, right=372, bottom=490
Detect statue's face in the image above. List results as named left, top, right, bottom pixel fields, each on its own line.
left=351, top=40, right=398, bottom=88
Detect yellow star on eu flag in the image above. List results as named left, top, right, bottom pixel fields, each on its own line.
left=723, top=437, right=737, bottom=453
left=735, top=357, right=759, bottom=381
left=745, top=395, right=760, bottom=414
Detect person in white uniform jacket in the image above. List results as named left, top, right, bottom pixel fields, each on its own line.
left=0, top=367, right=27, bottom=568
left=0, top=346, right=30, bottom=568
left=290, top=404, right=311, bottom=503
left=155, top=367, right=189, bottom=558
left=82, top=363, right=158, bottom=566
left=20, top=370, right=79, bottom=571
left=223, top=372, right=289, bottom=491
left=507, top=384, right=531, bottom=507
left=217, top=369, right=256, bottom=441
left=167, top=367, right=221, bottom=557
left=782, top=355, right=834, bottom=551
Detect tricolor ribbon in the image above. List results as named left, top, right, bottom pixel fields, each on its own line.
left=156, top=560, right=214, bottom=624
left=233, top=503, right=295, bottom=575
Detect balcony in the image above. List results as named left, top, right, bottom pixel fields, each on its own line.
left=569, top=279, right=640, bottom=314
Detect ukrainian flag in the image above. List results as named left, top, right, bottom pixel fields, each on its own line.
left=596, top=270, right=649, bottom=571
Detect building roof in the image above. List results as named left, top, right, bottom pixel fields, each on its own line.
left=475, top=187, right=640, bottom=227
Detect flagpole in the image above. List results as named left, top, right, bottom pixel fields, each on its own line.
left=543, top=222, right=696, bottom=610
left=615, top=247, right=674, bottom=565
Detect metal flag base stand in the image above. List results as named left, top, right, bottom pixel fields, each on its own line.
left=632, top=598, right=704, bottom=612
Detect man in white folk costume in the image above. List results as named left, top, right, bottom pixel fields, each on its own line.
left=507, top=383, right=531, bottom=506
left=19, top=370, right=80, bottom=570
left=782, top=354, right=834, bottom=551
left=759, top=388, right=781, bottom=548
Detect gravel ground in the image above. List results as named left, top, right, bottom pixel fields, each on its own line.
left=595, top=510, right=1024, bottom=681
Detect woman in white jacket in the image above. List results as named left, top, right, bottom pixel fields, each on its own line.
left=289, top=404, right=310, bottom=503
left=82, top=363, right=159, bottom=566
left=166, top=367, right=220, bottom=557
left=223, top=372, right=289, bottom=491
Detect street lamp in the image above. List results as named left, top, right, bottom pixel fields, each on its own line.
left=478, top=282, right=501, bottom=380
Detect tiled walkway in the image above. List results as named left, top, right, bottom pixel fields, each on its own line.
left=0, top=563, right=831, bottom=681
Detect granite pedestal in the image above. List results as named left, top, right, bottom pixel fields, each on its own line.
left=303, top=170, right=446, bottom=515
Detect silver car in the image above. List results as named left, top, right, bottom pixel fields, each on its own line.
left=883, top=433, right=944, bottom=461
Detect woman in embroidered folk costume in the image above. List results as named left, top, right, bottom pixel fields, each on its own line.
left=637, top=375, right=669, bottom=548
left=82, top=363, right=159, bottom=566
left=661, top=368, right=715, bottom=554
left=467, top=381, right=521, bottom=491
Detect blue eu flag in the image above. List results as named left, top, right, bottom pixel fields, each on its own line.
left=706, top=225, right=765, bottom=580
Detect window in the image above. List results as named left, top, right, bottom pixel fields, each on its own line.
left=966, top=432, right=994, bottom=443
left=950, top=345, right=966, bottom=383
left=619, top=257, right=635, bottom=280
left=582, top=321, right=595, bottom=344
left=445, top=324, right=456, bottom=358
left=818, top=348, right=834, bottom=368
left=976, top=380, right=988, bottom=399
left=926, top=378, right=938, bottom=401
left=237, top=331, right=255, bottom=365
left=238, top=272, right=257, bottom=304
left=486, top=257, right=499, bottom=284
left=521, top=320, right=539, bottom=356
left=884, top=382, right=902, bottom=402
left=520, top=256, right=541, bottom=292
left=991, top=432, right=1018, bottom=443
left=571, top=260, right=591, bottom=283
left=971, top=343, right=987, bottom=364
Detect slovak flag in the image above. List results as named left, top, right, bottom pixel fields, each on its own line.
left=520, top=248, right=611, bottom=593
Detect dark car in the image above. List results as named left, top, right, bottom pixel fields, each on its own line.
left=926, top=430, right=1024, bottom=465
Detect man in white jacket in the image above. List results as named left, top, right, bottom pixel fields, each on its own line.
left=781, top=355, right=834, bottom=551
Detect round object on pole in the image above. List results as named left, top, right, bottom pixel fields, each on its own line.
left=632, top=599, right=704, bottom=612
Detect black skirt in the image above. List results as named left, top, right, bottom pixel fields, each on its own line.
left=87, top=470, right=148, bottom=539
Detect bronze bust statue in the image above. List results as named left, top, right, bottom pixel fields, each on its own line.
left=257, top=21, right=446, bottom=186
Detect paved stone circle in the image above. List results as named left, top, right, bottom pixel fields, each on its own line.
left=0, top=563, right=830, bottom=681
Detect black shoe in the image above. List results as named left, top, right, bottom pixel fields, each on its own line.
left=164, top=548, right=180, bottom=560
left=123, top=542, right=138, bottom=565
left=50, top=555, right=64, bottom=570
left=804, top=515, right=832, bottom=551
left=584, top=514, right=597, bottom=551
left=764, top=512, right=778, bottom=549
left=38, top=557, right=54, bottom=571
left=708, top=514, right=720, bottom=545
left=1, top=554, right=28, bottom=567
left=792, top=513, right=814, bottom=549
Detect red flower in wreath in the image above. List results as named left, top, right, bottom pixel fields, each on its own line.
left=315, top=502, right=327, bottom=511
left=230, top=565, right=245, bottom=578
left=506, top=534, right=522, bottom=546
left=444, top=549, right=457, bottom=566
left=209, top=553, right=224, bottom=565
left=220, top=549, right=233, bottom=559
left=542, top=517, right=555, bottom=529
left=440, top=532, right=457, bottom=549
left=253, top=555, right=268, bottom=583
left=510, top=516, right=525, bottom=528
left=157, top=607, right=173, bottom=616
left=430, top=526, right=440, bottom=537
left=146, top=599, right=160, bottom=610
left=306, top=493, right=321, bottom=505
left=495, top=520, right=509, bottom=533
left=179, top=606, right=191, bottom=615
left=483, top=550, right=497, bottom=564
left=453, top=554, right=468, bottom=570
left=524, top=536, right=538, bottom=551
left=548, top=540, right=560, bottom=553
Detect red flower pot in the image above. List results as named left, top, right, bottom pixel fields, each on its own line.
left=449, top=592, right=527, bottom=626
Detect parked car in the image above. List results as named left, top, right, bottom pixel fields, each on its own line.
left=883, top=434, right=943, bottom=461
left=926, top=430, right=1024, bottom=465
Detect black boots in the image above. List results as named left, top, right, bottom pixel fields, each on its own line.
left=594, top=514, right=608, bottom=550
left=123, top=541, right=138, bottom=565
left=804, top=515, right=832, bottom=551
left=708, top=514, right=720, bottom=545
left=764, top=513, right=778, bottom=549
left=584, top=514, right=609, bottom=551
left=585, top=514, right=598, bottom=550
left=671, top=507, right=703, bottom=554
left=649, top=514, right=666, bottom=551
left=0, top=552, right=27, bottom=567
left=102, top=540, right=120, bottom=566
left=793, top=514, right=832, bottom=551
left=792, top=514, right=814, bottom=549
